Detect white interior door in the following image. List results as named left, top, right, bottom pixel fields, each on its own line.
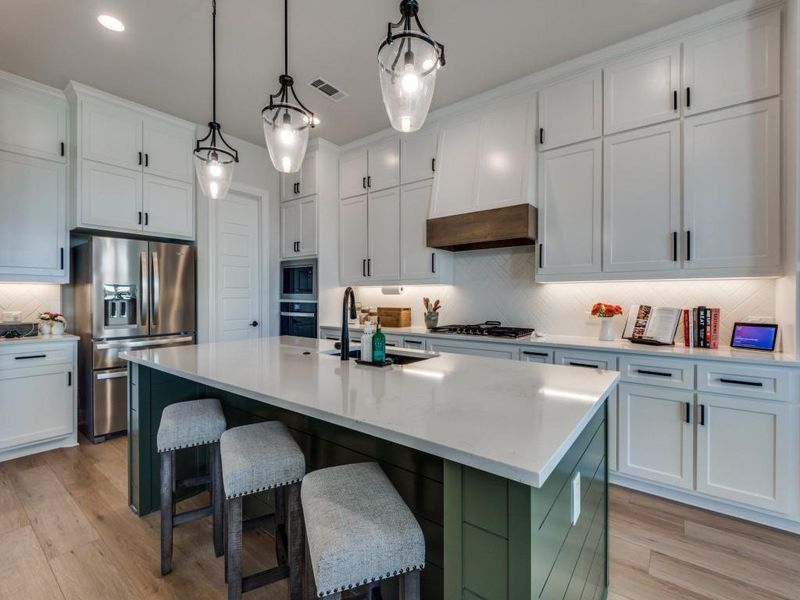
left=214, top=189, right=261, bottom=342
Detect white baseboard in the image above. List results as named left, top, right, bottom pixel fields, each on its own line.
left=0, top=433, right=78, bottom=463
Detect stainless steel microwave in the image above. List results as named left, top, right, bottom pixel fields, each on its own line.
left=280, top=258, right=317, bottom=301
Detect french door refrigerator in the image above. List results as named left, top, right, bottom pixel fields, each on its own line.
left=66, top=235, right=196, bottom=442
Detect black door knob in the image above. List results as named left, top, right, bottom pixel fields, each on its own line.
left=250, top=321, right=259, bottom=327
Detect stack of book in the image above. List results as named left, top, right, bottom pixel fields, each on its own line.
left=683, top=307, right=721, bottom=348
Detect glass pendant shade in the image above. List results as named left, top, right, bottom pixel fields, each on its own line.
left=378, top=0, right=445, bottom=133
left=262, top=106, right=310, bottom=174
left=194, top=147, right=235, bottom=199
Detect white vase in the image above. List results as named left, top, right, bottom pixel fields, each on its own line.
left=39, top=321, right=51, bottom=335
left=598, top=317, right=616, bottom=341
left=51, top=321, right=66, bottom=336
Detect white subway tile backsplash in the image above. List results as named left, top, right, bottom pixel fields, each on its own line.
left=0, top=283, right=61, bottom=322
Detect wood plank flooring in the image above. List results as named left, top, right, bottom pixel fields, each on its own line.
left=1, top=437, right=799, bottom=599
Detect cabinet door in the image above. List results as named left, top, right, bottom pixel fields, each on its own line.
left=297, top=196, right=318, bottom=256
left=683, top=99, right=780, bottom=271
left=298, top=151, right=318, bottom=198
left=401, top=127, right=438, bottom=184
left=367, top=137, right=400, bottom=192
left=367, top=188, right=401, bottom=281
left=339, top=195, right=369, bottom=284
left=0, top=365, right=73, bottom=450
left=603, top=122, right=680, bottom=273
left=696, top=393, right=794, bottom=514
left=400, top=181, right=436, bottom=282
left=430, top=118, right=480, bottom=217
left=683, top=11, right=780, bottom=115
left=281, top=200, right=301, bottom=258
left=282, top=171, right=301, bottom=201
left=604, top=44, right=681, bottom=134
left=142, top=175, right=194, bottom=239
left=142, top=116, right=194, bottom=183
left=537, top=140, right=602, bottom=276
left=81, top=98, right=142, bottom=170
left=476, top=98, right=534, bottom=210
left=0, top=151, right=66, bottom=279
left=618, top=383, right=694, bottom=490
left=538, top=70, right=602, bottom=150
left=80, top=159, right=143, bottom=232
left=0, top=79, right=66, bottom=162
left=339, top=149, right=368, bottom=199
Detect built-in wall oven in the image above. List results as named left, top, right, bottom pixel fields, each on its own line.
left=280, top=259, right=317, bottom=338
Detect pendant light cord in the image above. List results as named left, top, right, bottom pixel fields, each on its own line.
left=284, top=0, right=288, bottom=76
left=212, top=0, right=217, bottom=122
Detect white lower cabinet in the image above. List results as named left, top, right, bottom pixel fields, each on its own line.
left=696, top=393, right=795, bottom=515
left=426, top=339, right=518, bottom=360
left=618, top=383, right=695, bottom=490
left=519, top=348, right=554, bottom=363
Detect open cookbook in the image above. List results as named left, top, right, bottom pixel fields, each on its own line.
left=622, top=305, right=683, bottom=345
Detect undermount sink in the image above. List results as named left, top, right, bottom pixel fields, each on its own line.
left=321, top=346, right=438, bottom=365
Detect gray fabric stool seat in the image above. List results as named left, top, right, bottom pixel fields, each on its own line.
left=157, top=398, right=226, bottom=577
left=221, top=421, right=306, bottom=600
left=302, top=462, right=425, bottom=600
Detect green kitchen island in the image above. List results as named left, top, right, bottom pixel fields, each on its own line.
left=123, top=336, right=619, bottom=600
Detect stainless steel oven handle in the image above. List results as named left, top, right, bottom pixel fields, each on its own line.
left=96, top=370, right=127, bottom=380
left=280, top=312, right=316, bottom=317
left=95, top=336, right=194, bottom=350
left=151, top=251, right=160, bottom=327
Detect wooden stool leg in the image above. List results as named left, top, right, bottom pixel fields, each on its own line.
left=227, top=496, right=243, bottom=600
left=160, top=450, right=174, bottom=576
left=399, top=570, right=420, bottom=600
left=287, top=483, right=303, bottom=600
left=275, top=485, right=287, bottom=566
left=305, top=542, right=316, bottom=600
left=211, top=443, right=224, bottom=557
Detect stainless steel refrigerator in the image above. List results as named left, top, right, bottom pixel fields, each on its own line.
left=65, top=235, right=196, bottom=442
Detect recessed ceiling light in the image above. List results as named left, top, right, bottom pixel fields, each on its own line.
left=98, top=14, right=125, bottom=32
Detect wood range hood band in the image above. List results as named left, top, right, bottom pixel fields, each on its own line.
left=426, top=204, right=538, bottom=251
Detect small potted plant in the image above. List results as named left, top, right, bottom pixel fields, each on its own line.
left=591, top=302, right=623, bottom=341
left=50, top=313, right=67, bottom=336
left=423, top=297, right=441, bottom=330
left=38, top=312, right=53, bottom=335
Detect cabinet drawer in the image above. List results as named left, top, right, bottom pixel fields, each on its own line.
left=519, top=347, right=554, bottom=363
left=0, top=343, right=73, bottom=370
left=384, top=334, right=403, bottom=348
left=554, top=350, right=616, bottom=371
left=402, top=337, right=427, bottom=350
left=697, top=363, right=792, bottom=402
left=619, top=356, right=694, bottom=389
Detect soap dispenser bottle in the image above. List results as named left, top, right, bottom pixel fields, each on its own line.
left=372, top=318, right=386, bottom=364
left=360, top=322, right=374, bottom=363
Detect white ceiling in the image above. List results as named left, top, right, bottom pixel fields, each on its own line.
left=0, top=0, right=731, bottom=146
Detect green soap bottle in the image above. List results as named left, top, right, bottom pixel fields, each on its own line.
left=372, top=318, right=386, bottom=363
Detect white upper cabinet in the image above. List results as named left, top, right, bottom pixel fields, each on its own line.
left=280, top=200, right=300, bottom=258
left=401, top=127, right=438, bottom=184
left=0, top=151, right=66, bottom=281
left=142, top=176, right=194, bottom=238
left=339, top=148, right=368, bottom=199
left=603, top=122, right=680, bottom=273
left=142, top=116, right=194, bottom=183
left=339, top=195, right=369, bottom=284
left=537, top=139, right=602, bottom=276
left=81, top=97, right=143, bottom=170
left=683, top=11, right=780, bottom=115
left=430, top=117, right=480, bottom=218
left=683, top=98, right=780, bottom=272
left=367, top=188, right=401, bottom=281
left=538, top=70, right=602, bottom=150
left=0, top=74, right=66, bottom=162
left=281, top=196, right=318, bottom=258
left=282, top=151, right=318, bottom=200
left=80, top=159, right=143, bottom=232
left=366, top=137, right=400, bottom=192
left=604, top=44, right=681, bottom=134
left=298, top=196, right=318, bottom=256
left=400, top=180, right=451, bottom=283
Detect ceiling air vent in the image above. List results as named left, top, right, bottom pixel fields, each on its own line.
left=308, top=77, right=348, bottom=102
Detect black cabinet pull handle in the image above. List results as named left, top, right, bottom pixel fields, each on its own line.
left=60, top=247, right=64, bottom=270
left=367, top=258, right=371, bottom=276
left=362, top=259, right=366, bottom=277
left=538, top=243, right=543, bottom=269
left=138, top=211, right=142, bottom=225
left=362, top=176, right=366, bottom=189
left=539, top=128, right=545, bottom=145
left=60, top=142, right=65, bottom=157
left=144, top=212, right=149, bottom=226
left=685, top=402, right=691, bottom=424
left=699, top=403, right=705, bottom=426
left=367, top=175, right=371, bottom=188
left=686, top=87, right=691, bottom=108
left=68, top=371, right=72, bottom=386
left=523, top=351, right=550, bottom=357
left=431, top=158, right=436, bottom=172
left=719, top=378, right=764, bottom=388
left=673, top=90, right=678, bottom=111
left=138, top=151, right=142, bottom=166
left=686, top=230, right=691, bottom=261
left=15, top=354, right=46, bottom=360
left=431, top=252, right=436, bottom=274
left=569, top=361, right=598, bottom=369
left=672, top=232, right=678, bottom=262
left=145, top=153, right=149, bottom=167
left=636, top=369, right=673, bottom=378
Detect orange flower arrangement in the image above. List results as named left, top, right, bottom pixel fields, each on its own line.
left=591, top=302, right=623, bottom=318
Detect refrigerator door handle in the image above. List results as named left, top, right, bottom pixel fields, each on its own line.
left=140, top=251, right=149, bottom=328
left=151, top=251, right=160, bottom=327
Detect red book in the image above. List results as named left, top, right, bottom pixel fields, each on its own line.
left=710, top=308, right=721, bottom=349
left=683, top=309, right=690, bottom=346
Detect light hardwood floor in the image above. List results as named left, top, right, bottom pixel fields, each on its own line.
left=1, top=437, right=799, bottom=599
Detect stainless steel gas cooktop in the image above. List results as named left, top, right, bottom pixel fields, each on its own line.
left=429, top=321, right=534, bottom=339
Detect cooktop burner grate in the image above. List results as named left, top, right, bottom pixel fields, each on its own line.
left=429, top=321, right=534, bottom=339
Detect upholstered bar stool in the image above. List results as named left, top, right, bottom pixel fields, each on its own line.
left=156, top=398, right=227, bottom=576
left=301, top=462, right=425, bottom=600
left=221, top=421, right=306, bottom=600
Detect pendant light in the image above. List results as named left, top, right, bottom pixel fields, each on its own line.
left=262, top=0, right=315, bottom=174
left=378, top=0, right=445, bottom=133
left=194, top=0, right=239, bottom=200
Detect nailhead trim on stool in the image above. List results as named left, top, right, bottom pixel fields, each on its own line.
left=157, top=398, right=226, bottom=452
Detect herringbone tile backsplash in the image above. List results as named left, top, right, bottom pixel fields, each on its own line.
left=0, top=284, right=61, bottom=322
left=354, top=247, right=776, bottom=343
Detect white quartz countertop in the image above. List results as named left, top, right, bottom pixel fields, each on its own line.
left=322, top=324, right=800, bottom=366
left=122, top=336, right=619, bottom=487
left=0, top=334, right=79, bottom=345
